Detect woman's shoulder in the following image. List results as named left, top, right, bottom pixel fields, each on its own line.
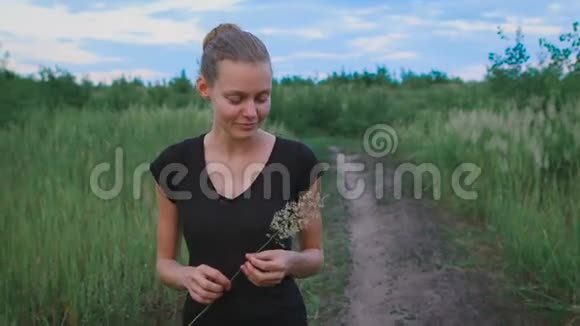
left=148, top=133, right=204, bottom=183
left=274, top=134, right=318, bottom=162
left=273, top=134, right=326, bottom=189
left=151, top=134, right=203, bottom=164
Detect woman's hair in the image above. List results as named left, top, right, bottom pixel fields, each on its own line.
left=200, top=23, right=271, bottom=86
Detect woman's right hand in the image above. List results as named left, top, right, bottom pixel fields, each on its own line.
left=179, top=264, right=232, bottom=305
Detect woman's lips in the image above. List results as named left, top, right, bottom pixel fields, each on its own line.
left=238, top=123, right=256, bottom=130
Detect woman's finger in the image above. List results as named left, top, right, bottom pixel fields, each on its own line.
left=198, top=265, right=232, bottom=290
left=241, top=263, right=261, bottom=286
left=245, top=261, right=266, bottom=281
left=249, top=261, right=285, bottom=281
left=197, top=275, right=225, bottom=293
left=191, top=280, right=221, bottom=302
left=247, top=255, right=281, bottom=272
left=243, top=262, right=284, bottom=286
left=187, top=283, right=210, bottom=304
left=185, top=283, right=200, bottom=302
left=249, top=250, right=277, bottom=260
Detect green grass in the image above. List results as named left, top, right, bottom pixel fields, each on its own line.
left=0, top=106, right=262, bottom=324
left=393, top=100, right=580, bottom=315
left=3, top=84, right=580, bottom=324
left=0, top=106, right=215, bottom=325
left=0, top=106, right=355, bottom=325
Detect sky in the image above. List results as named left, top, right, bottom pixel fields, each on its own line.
left=0, top=0, right=578, bottom=84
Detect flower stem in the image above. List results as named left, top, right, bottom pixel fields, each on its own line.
left=187, top=231, right=280, bottom=325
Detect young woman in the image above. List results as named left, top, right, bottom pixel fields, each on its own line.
left=149, top=23, right=325, bottom=325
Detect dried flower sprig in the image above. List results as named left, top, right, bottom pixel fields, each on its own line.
left=267, top=188, right=325, bottom=248
left=188, top=188, right=326, bottom=325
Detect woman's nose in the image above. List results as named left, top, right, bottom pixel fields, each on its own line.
left=241, top=100, right=258, bottom=118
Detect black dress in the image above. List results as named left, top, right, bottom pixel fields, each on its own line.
left=148, top=132, right=324, bottom=326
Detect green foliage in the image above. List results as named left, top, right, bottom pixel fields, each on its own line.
left=486, top=21, right=580, bottom=107
left=539, top=21, right=580, bottom=74
left=0, top=106, right=290, bottom=325
left=318, top=66, right=398, bottom=87
left=400, top=69, right=462, bottom=88
left=397, top=99, right=580, bottom=312
left=488, top=26, right=531, bottom=76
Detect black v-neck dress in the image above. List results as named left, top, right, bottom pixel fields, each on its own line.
left=149, top=132, right=325, bottom=326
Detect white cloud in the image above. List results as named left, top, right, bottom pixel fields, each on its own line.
left=4, top=55, right=167, bottom=84
left=140, top=0, right=243, bottom=13
left=374, top=51, right=419, bottom=61
left=342, top=15, right=379, bottom=31
left=441, top=19, right=498, bottom=33
left=4, top=59, right=39, bottom=75
left=438, top=18, right=561, bottom=36
left=411, top=1, right=444, bottom=18
left=272, top=51, right=359, bottom=63
left=385, top=13, right=562, bottom=37
left=350, top=5, right=391, bottom=16
left=503, top=16, right=561, bottom=35
left=482, top=11, right=505, bottom=19
left=257, top=28, right=327, bottom=40
left=388, top=15, right=428, bottom=26
left=0, top=1, right=241, bottom=45
left=452, top=64, right=488, bottom=81
left=424, top=7, right=444, bottom=18
left=349, top=33, right=407, bottom=53
left=4, top=38, right=122, bottom=64
left=90, top=2, right=107, bottom=10
left=312, top=71, right=329, bottom=80
left=548, top=3, right=562, bottom=13
left=81, top=68, right=167, bottom=84
left=0, top=0, right=244, bottom=65
left=431, top=29, right=464, bottom=37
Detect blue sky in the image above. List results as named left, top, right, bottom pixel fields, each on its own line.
left=1, top=0, right=578, bottom=84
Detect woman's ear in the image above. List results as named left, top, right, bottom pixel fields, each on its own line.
left=196, top=76, right=210, bottom=100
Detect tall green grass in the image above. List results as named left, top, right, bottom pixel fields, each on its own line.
left=0, top=105, right=292, bottom=324
left=396, top=99, right=580, bottom=311
left=269, top=82, right=490, bottom=136
left=3, top=82, right=580, bottom=323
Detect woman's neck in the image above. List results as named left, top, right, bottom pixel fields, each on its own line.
left=206, top=126, right=264, bottom=157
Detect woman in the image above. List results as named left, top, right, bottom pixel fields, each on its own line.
left=149, top=23, right=325, bottom=325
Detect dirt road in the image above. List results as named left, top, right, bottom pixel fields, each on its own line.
left=335, top=152, right=547, bottom=326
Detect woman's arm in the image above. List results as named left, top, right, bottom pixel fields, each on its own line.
left=287, top=177, right=324, bottom=279
left=154, top=182, right=186, bottom=290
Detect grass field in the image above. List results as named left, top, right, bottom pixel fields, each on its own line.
left=0, top=106, right=356, bottom=325
left=3, top=98, right=580, bottom=324
left=1, top=106, right=210, bottom=324
left=394, top=99, right=580, bottom=313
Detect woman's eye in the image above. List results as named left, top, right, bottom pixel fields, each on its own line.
left=227, top=96, right=242, bottom=104
left=256, top=95, right=269, bottom=103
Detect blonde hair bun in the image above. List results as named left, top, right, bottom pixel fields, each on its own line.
left=199, top=23, right=270, bottom=85
left=202, top=23, right=242, bottom=50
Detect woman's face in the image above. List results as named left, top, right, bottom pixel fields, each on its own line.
left=198, top=60, right=272, bottom=140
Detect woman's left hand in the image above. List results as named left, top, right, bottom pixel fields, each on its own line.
left=241, top=250, right=295, bottom=287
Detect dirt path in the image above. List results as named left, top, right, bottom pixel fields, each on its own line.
left=336, top=152, right=546, bottom=326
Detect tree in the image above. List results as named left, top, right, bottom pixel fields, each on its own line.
left=539, top=21, right=579, bottom=75
left=487, top=26, right=530, bottom=79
